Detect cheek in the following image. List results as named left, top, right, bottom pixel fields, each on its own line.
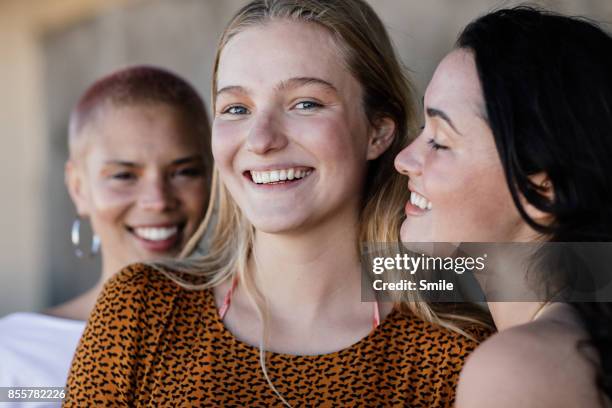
left=459, top=150, right=511, bottom=208
left=422, top=153, right=466, bottom=198
left=86, top=183, right=134, bottom=232
left=175, top=181, right=209, bottom=217
left=211, top=120, right=242, bottom=171
left=299, top=115, right=367, bottom=170
left=425, top=150, right=516, bottom=230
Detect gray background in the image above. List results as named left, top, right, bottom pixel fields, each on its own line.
left=1, top=0, right=611, bottom=315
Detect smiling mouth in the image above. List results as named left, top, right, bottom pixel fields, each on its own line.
left=245, top=166, right=314, bottom=185
left=410, top=191, right=432, bottom=211
left=126, top=223, right=185, bottom=245
left=405, top=190, right=433, bottom=217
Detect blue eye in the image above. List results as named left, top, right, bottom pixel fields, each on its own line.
left=427, top=138, right=449, bottom=151
left=294, top=101, right=322, bottom=110
left=222, top=105, right=249, bottom=115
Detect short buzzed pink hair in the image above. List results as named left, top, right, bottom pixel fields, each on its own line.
left=68, top=65, right=211, bottom=176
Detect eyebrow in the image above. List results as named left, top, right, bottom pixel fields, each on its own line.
left=276, top=77, right=337, bottom=93
left=425, top=107, right=463, bottom=136
left=216, top=77, right=337, bottom=97
left=104, top=160, right=138, bottom=167
left=171, top=155, right=203, bottom=165
left=103, top=155, right=202, bottom=167
left=216, top=85, right=249, bottom=97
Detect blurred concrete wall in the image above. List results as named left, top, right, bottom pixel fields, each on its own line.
left=0, top=0, right=131, bottom=315
left=1, top=0, right=611, bottom=316
left=41, top=0, right=246, bottom=310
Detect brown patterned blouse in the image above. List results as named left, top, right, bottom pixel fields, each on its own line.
left=64, top=263, right=489, bottom=407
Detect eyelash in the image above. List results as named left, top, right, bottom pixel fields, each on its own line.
left=110, top=167, right=201, bottom=182
left=173, top=167, right=202, bottom=178
left=220, top=100, right=323, bottom=116
left=111, top=172, right=135, bottom=181
left=221, top=105, right=249, bottom=115
left=294, top=100, right=323, bottom=110
left=427, top=138, right=449, bottom=151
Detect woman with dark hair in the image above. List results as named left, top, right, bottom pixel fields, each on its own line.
left=395, top=7, right=612, bottom=407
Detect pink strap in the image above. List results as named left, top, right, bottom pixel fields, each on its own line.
left=218, top=276, right=238, bottom=320
left=219, top=277, right=382, bottom=330
left=372, top=298, right=381, bottom=330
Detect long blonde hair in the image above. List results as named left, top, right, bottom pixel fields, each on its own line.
left=153, top=0, right=491, bottom=404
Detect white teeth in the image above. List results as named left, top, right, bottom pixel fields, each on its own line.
left=134, top=226, right=178, bottom=241
left=410, top=191, right=432, bottom=211
left=249, top=167, right=312, bottom=184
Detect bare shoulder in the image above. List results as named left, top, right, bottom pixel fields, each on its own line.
left=456, top=315, right=602, bottom=408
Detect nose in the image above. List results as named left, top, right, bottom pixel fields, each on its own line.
left=395, top=136, right=425, bottom=178
left=245, top=108, right=288, bottom=155
left=138, top=176, right=177, bottom=212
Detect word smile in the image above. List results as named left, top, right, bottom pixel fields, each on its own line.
left=373, top=279, right=454, bottom=292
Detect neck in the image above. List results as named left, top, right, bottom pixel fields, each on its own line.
left=478, top=243, right=551, bottom=330
left=100, top=252, right=125, bottom=282
left=44, top=254, right=120, bottom=321
left=249, top=209, right=365, bottom=322
left=487, top=301, right=546, bottom=330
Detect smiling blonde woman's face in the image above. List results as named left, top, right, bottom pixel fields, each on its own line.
left=212, top=21, right=377, bottom=234
left=395, top=49, right=528, bottom=243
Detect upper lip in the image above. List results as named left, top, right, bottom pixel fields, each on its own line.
left=407, top=182, right=427, bottom=199
left=128, top=222, right=184, bottom=229
left=242, top=163, right=314, bottom=172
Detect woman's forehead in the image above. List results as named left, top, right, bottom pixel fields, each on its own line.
left=216, top=20, right=354, bottom=94
left=425, top=49, right=484, bottom=120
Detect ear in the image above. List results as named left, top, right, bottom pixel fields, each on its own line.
left=65, top=160, right=90, bottom=217
left=366, top=116, right=396, bottom=160
left=522, top=172, right=554, bottom=224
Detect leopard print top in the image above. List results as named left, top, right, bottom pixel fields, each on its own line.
left=64, top=263, right=489, bottom=407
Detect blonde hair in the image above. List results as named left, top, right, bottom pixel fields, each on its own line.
left=153, top=0, right=491, bottom=405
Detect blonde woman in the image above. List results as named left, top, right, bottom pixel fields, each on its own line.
left=65, top=1, right=490, bottom=406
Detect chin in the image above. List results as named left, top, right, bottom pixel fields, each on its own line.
left=400, top=219, right=418, bottom=242
left=400, top=219, right=409, bottom=242
left=244, top=207, right=307, bottom=234
left=251, top=220, right=303, bottom=235
left=400, top=220, right=432, bottom=243
left=251, top=213, right=320, bottom=235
